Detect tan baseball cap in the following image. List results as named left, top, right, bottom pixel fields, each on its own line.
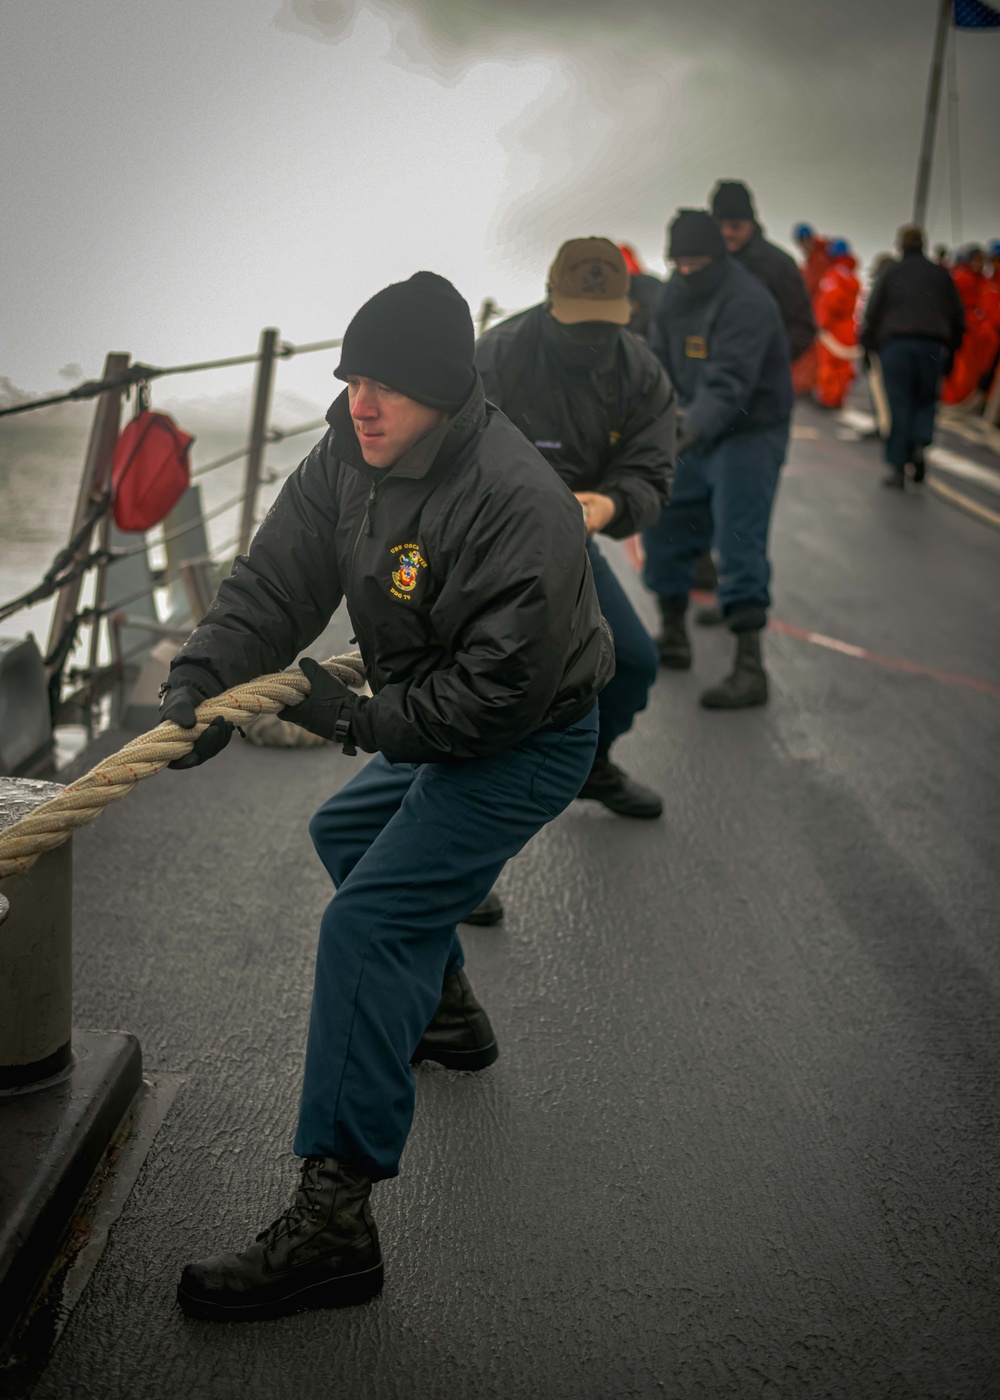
left=547, top=237, right=631, bottom=325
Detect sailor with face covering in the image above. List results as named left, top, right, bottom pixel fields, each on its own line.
left=644, top=209, right=793, bottom=710
left=475, top=237, right=675, bottom=842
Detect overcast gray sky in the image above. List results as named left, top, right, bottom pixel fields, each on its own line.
left=3, top=0, right=999, bottom=410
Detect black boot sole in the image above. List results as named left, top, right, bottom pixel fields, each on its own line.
left=411, top=1039, right=499, bottom=1072
left=461, top=904, right=504, bottom=927
left=176, top=1259, right=384, bottom=1322
left=576, top=790, right=664, bottom=819
left=699, top=688, right=768, bottom=710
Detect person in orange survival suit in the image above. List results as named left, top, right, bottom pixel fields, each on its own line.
left=942, top=245, right=1000, bottom=404
left=813, top=239, right=860, bottom=410
left=791, top=223, right=831, bottom=395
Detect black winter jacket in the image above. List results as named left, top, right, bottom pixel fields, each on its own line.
left=860, top=249, right=965, bottom=352
left=648, top=259, right=793, bottom=445
left=474, top=305, right=675, bottom=538
left=172, top=378, right=613, bottom=764
left=735, top=227, right=815, bottom=361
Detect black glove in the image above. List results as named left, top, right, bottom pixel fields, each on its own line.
left=279, top=656, right=360, bottom=751
left=676, top=426, right=700, bottom=457
left=159, top=661, right=233, bottom=771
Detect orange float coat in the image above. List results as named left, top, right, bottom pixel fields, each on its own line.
left=813, top=255, right=860, bottom=410
left=942, top=265, right=1000, bottom=403
left=802, top=241, right=832, bottom=299
left=792, top=238, right=832, bottom=395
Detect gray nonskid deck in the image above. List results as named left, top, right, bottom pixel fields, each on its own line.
left=27, top=405, right=1000, bottom=1399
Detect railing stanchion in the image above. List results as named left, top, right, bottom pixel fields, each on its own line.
left=45, top=353, right=129, bottom=695
left=238, top=328, right=279, bottom=557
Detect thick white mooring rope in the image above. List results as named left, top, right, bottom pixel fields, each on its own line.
left=0, top=654, right=366, bottom=882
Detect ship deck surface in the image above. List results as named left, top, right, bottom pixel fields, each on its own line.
left=26, top=400, right=1000, bottom=1400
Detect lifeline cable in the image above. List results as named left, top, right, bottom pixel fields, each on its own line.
left=0, top=653, right=366, bottom=882
left=0, top=340, right=344, bottom=419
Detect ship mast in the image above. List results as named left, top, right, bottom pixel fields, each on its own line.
left=913, top=0, right=952, bottom=228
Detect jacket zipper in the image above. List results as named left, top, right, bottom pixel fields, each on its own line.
left=348, top=479, right=380, bottom=664
left=350, top=481, right=379, bottom=578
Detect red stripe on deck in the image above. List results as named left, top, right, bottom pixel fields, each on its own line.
left=767, top=618, right=1000, bottom=697
left=627, top=553, right=1000, bottom=698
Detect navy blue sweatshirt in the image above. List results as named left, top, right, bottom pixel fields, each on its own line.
left=649, top=257, right=792, bottom=446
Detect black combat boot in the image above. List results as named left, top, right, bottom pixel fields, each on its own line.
left=577, top=751, right=663, bottom=819
left=462, top=890, right=504, bottom=925
left=699, top=629, right=768, bottom=709
left=177, top=1156, right=383, bottom=1321
left=411, top=968, right=499, bottom=1071
left=910, top=444, right=926, bottom=483
left=656, top=596, right=692, bottom=669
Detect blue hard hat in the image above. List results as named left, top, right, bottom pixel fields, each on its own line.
left=793, top=223, right=814, bottom=241
left=827, top=238, right=850, bottom=257
left=987, top=238, right=1000, bottom=259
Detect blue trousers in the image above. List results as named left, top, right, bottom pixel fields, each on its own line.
left=294, top=707, right=599, bottom=1179
left=879, top=337, right=947, bottom=470
left=641, top=422, right=788, bottom=620
left=587, top=540, right=658, bottom=754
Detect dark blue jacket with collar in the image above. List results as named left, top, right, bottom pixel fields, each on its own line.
left=648, top=257, right=793, bottom=447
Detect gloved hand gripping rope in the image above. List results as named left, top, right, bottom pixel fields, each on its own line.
left=0, top=654, right=366, bottom=883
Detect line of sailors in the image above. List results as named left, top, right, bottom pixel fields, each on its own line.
left=154, top=195, right=996, bottom=1322
left=476, top=180, right=808, bottom=830
left=157, top=207, right=806, bottom=1319
left=477, top=178, right=1000, bottom=824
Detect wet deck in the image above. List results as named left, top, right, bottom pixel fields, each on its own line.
left=24, top=403, right=1000, bottom=1399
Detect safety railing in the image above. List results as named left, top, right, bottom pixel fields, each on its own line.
left=0, top=328, right=344, bottom=757
left=0, top=293, right=510, bottom=767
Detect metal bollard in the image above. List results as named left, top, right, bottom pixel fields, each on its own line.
left=0, top=777, right=72, bottom=1091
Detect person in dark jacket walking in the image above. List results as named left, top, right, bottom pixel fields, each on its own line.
left=475, top=237, right=675, bottom=821
left=158, top=271, right=613, bottom=1322
left=860, top=225, right=965, bottom=489
left=710, top=180, right=815, bottom=362
left=644, top=210, right=793, bottom=709
left=692, top=179, right=814, bottom=626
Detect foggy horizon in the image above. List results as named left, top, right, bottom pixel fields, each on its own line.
left=3, top=0, right=999, bottom=410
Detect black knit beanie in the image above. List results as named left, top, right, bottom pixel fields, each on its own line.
left=710, top=180, right=756, bottom=222
left=335, top=271, right=476, bottom=410
left=668, top=210, right=727, bottom=260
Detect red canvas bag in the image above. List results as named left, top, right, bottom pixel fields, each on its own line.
left=111, top=411, right=194, bottom=531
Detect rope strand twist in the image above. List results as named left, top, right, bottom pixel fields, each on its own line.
left=0, top=653, right=366, bottom=882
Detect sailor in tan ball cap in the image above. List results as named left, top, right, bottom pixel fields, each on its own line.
left=474, top=236, right=675, bottom=840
